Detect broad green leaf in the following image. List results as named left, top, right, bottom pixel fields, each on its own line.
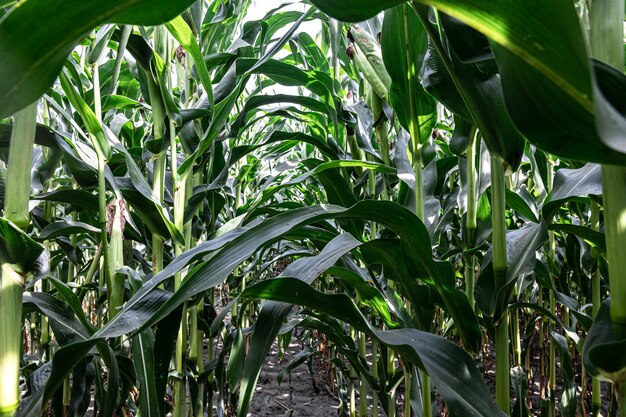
left=316, top=0, right=626, bottom=164
left=118, top=152, right=184, bottom=245
left=32, top=189, right=99, bottom=213
left=583, top=298, right=626, bottom=384
left=418, top=10, right=525, bottom=170
left=295, top=32, right=329, bottom=74
left=16, top=340, right=97, bottom=417
left=511, top=366, right=530, bottom=417
left=23, top=292, right=88, bottom=345
left=551, top=332, right=577, bottom=417
left=231, top=94, right=331, bottom=137
left=227, top=329, right=246, bottom=390
left=95, top=201, right=480, bottom=354
left=476, top=221, right=548, bottom=321
left=0, top=0, right=196, bottom=118
left=35, top=220, right=100, bottom=241
left=102, top=95, right=146, bottom=113
left=542, top=163, right=602, bottom=221
left=236, top=58, right=336, bottom=106
left=247, top=7, right=315, bottom=75
left=166, top=16, right=214, bottom=111
left=381, top=4, right=436, bottom=144
left=548, top=224, right=606, bottom=255
left=309, top=0, right=405, bottom=22
left=242, top=278, right=506, bottom=416
left=0, top=217, right=46, bottom=276
left=505, top=189, right=538, bottom=223
left=59, top=70, right=111, bottom=159
left=238, top=234, right=363, bottom=416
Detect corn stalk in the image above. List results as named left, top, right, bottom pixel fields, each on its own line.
left=0, top=102, right=37, bottom=417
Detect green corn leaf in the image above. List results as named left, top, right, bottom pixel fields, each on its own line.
left=584, top=299, right=626, bottom=384
left=381, top=4, right=436, bottom=143
left=35, top=220, right=100, bottom=241
left=59, top=70, right=111, bottom=159
left=0, top=217, right=46, bottom=277
left=242, top=278, right=506, bottom=416
left=95, top=200, right=480, bottom=355
left=309, top=0, right=406, bottom=22
left=542, top=163, right=602, bottom=221
left=0, top=0, right=197, bottom=118
left=166, top=15, right=214, bottom=112
left=475, top=221, right=549, bottom=321
left=315, top=0, right=626, bottom=164
left=238, top=233, right=364, bottom=416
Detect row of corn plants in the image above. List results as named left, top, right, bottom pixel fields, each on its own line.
left=1, top=0, right=626, bottom=416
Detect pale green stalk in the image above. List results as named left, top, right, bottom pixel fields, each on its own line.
left=402, top=5, right=431, bottom=404
left=358, top=332, right=368, bottom=416
left=88, top=52, right=112, bottom=326
left=547, top=160, right=556, bottom=417
left=105, top=25, right=132, bottom=102
left=590, top=202, right=602, bottom=415
left=463, top=130, right=478, bottom=383
left=0, top=264, right=24, bottom=417
left=371, top=338, right=379, bottom=417
left=93, top=62, right=102, bottom=122
left=387, top=341, right=396, bottom=417
left=349, top=329, right=356, bottom=417
left=0, top=102, right=37, bottom=417
left=107, top=199, right=124, bottom=319
left=491, top=155, right=510, bottom=414
left=590, top=1, right=626, bottom=413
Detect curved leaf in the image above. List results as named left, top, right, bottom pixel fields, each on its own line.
left=95, top=201, right=480, bottom=354
left=0, top=0, right=196, bottom=118
left=309, top=0, right=405, bottom=22
left=36, top=220, right=100, bottom=241
left=242, top=277, right=506, bottom=416
left=542, top=163, right=602, bottom=221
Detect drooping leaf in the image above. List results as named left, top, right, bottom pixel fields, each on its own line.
left=552, top=332, right=577, bottom=417
left=0, top=217, right=47, bottom=277
left=238, top=234, right=363, bottom=416
left=309, top=0, right=405, bottom=22
left=0, top=0, right=196, bottom=118
left=95, top=201, right=480, bottom=354
left=242, top=278, right=506, bottom=416
left=542, top=163, right=602, bottom=221
left=583, top=298, right=626, bottom=384
left=36, top=221, right=100, bottom=242
left=476, top=221, right=548, bottom=321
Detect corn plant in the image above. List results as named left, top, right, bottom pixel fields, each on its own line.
left=1, top=1, right=626, bottom=417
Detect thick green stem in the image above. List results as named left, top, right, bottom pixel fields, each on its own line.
left=465, top=130, right=478, bottom=308
left=491, top=155, right=510, bottom=414
left=1, top=102, right=37, bottom=417
left=0, top=265, right=23, bottom=417
left=151, top=154, right=166, bottom=272
left=590, top=0, right=626, bottom=331
left=495, top=311, right=510, bottom=413
left=466, top=130, right=478, bottom=238
left=4, top=104, right=37, bottom=229
left=589, top=14, right=626, bottom=417
left=173, top=171, right=191, bottom=417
